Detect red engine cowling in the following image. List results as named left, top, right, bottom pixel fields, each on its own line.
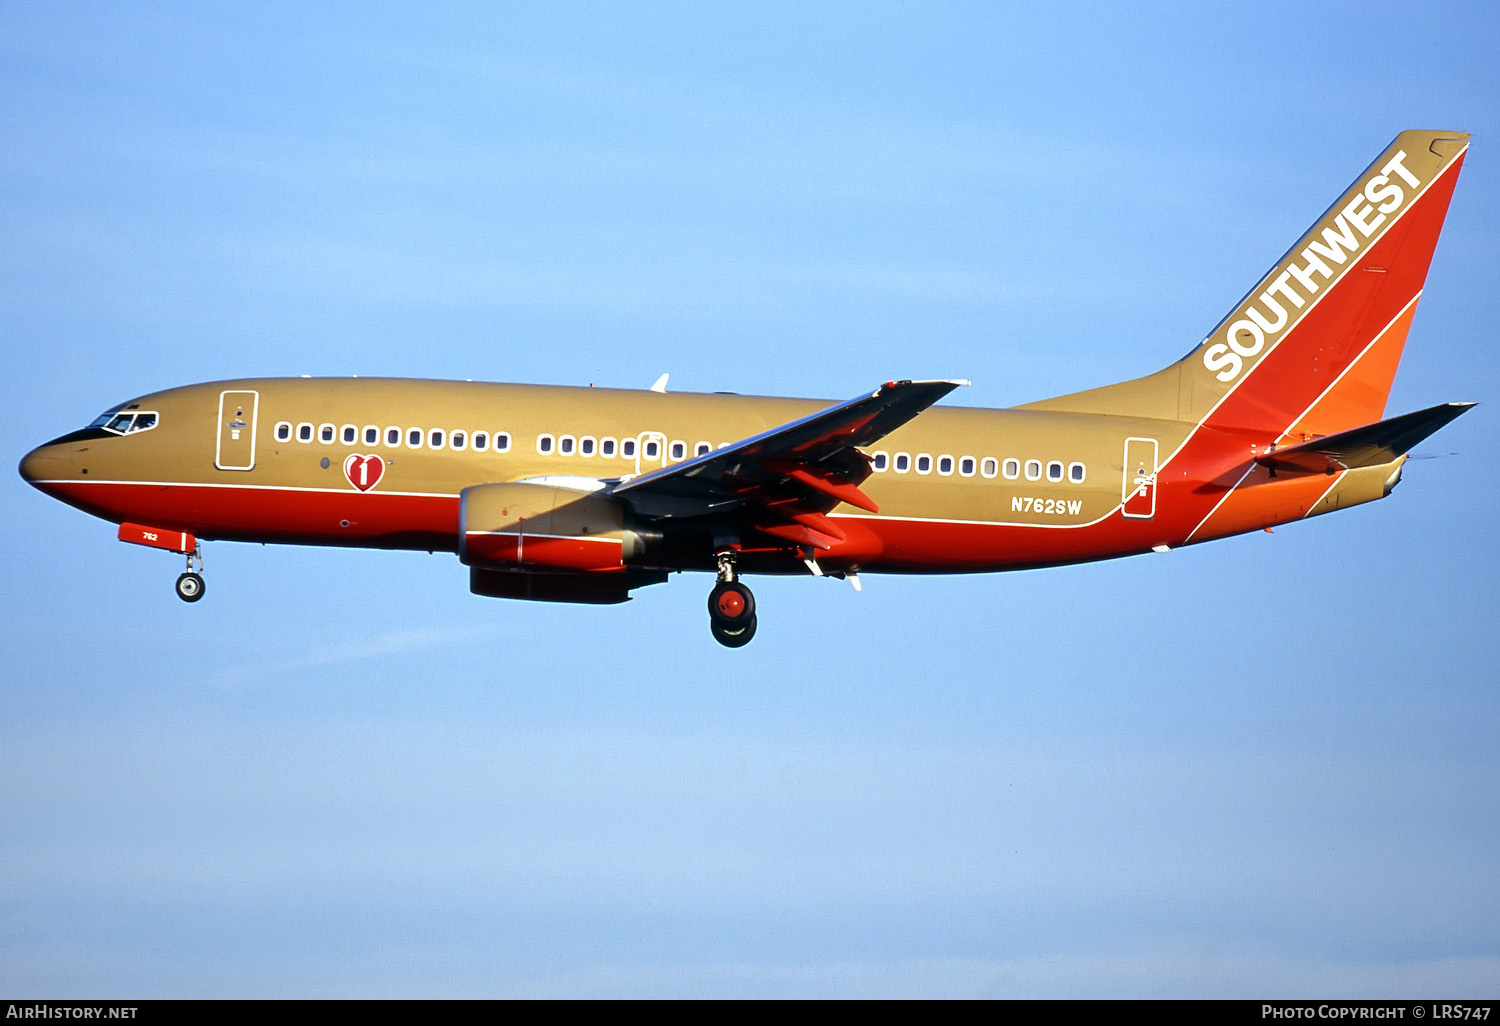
left=459, top=481, right=635, bottom=573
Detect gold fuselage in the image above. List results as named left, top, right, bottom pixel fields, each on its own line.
left=19, top=375, right=1389, bottom=577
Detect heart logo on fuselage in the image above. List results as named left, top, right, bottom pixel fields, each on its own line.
left=343, top=454, right=385, bottom=492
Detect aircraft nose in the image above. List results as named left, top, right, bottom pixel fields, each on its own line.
left=19, top=444, right=63, bottom=490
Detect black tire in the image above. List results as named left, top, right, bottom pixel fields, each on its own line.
left=175, top=572, right=205, bottom=603
left=711, top=614, right=757, bottom=648
left=707, top=580, right=755, bottom=626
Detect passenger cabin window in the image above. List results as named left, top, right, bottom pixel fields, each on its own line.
left=622, top=439, right=638, bottom=458
left=1070, top=462, right=1086, bottom=483
left=1047, top=461, right=1064, bottom=482
left=320, top=424, right=335, bottom=443
left=472, top=431, right=489, bottom=452
left=275, top=422, right=292, bottom=442
left=916, top=454, right=932, bottom=474
left=938, top=455, right=954, bottom=475
left=644, top=439, right=660, bottom=459
left=559, top=435, right=575, bottom=455
left=364, top=426, right=379, bottom=445
left=407, top=428, right=423, bottom=449
left=298, top=423, right=314, bottom=443
left=450, top=430, right=466, bottom=451
left=981, top=457, right=1000, bottom=479
left=495, top=432, right=511, bottom=453
left=342, top=425, right=357, bottom=444
left=429, top=429, right=445, bottom=450
left=959, top=456, right=976, bottom=477
left=1025, top=459, right=1042, bottom=481
left=670, top=441, right=686, bottom=461
left=386, top=427, right=402, bottom=447
left=537, top=434, right=554, bottom=454
left=601, top=438, right=617, bottom=457
left=894, top=453, right=910, bottom=473
left=873, top=451, right=889, bottom=471
left=1001, top=458, right=1019, bottom=479
left=695, top=442, right=711, bottom=457
left=580, top=437, right=596, bottom=456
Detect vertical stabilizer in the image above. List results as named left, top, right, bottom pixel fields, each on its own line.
left=1021, top=131, right=1469, bottom=436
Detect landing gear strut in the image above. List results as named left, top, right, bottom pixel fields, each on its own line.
left=175, top=547, right=205, bottom=603
left=708, top=551, right=756, bottom=648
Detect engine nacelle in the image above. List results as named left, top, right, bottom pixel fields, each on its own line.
left=460, top=481, right=636, bottom=572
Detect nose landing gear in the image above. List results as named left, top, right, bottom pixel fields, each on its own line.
left=116, top=523, right=206, bottom=604
left=175, top=572, right=205, bottom=602
left=708, top=551, right=756, bottom=648
left=175, top=548, right=205, bottom=603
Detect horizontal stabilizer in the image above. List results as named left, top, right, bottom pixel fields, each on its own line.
left=1255, top=402, right=1475, bottom=474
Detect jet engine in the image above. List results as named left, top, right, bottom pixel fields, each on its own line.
left=459, top=481, right=667, bottom=604
left=459, top=481, right=643, bottom=572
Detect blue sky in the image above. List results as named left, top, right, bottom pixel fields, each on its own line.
left=3, top=1, right=1498, bottom=997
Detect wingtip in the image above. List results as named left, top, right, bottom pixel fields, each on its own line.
left=887, top=378, right=970, bottom=389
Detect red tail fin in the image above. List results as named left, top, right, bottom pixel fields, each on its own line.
left=1197, top=130, right=1468, bottom=440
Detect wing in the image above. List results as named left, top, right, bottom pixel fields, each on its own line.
left=609, top=379, right=968, bottom=549
left=1255, top=402, right=1475, bottom=475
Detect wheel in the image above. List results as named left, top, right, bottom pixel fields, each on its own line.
left=175, top=572, right=205, bottom=603
left=711, top=614, right=757, bottom=648
left=707, top=580, right=755, bottom=626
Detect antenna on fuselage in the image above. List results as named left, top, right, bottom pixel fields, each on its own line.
left=650, top=373, right=669, bottom=393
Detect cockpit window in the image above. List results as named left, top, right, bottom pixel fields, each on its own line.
left=94, top=410, right=160, bottom=436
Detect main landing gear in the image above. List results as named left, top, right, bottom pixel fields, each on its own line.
left=708, top=551, right=756, bottom=648
left=175, top=548, right=205, bottom=603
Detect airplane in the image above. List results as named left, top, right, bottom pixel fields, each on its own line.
left=19, top=130, right=1475, bottom=647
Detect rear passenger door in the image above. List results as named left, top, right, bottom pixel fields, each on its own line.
left=1121, top=436, right=1157, bottom=519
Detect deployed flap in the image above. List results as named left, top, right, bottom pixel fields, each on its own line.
left=610, top=379, right=967, bottom=531
left=1255, top=401, right=1474, bottom=474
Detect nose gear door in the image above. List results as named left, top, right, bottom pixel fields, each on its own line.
left=216, top=389, right=259, bottom=471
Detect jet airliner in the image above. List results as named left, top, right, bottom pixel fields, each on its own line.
left=20, top=130, right=1475, bottom=646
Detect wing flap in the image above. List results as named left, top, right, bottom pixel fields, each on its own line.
left=763, top=463, right=881, bottom=513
